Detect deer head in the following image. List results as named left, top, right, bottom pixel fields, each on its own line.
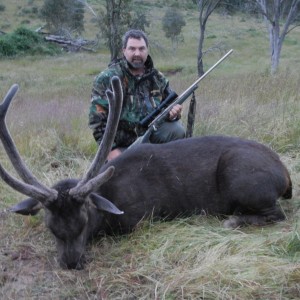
left=0, top=77, right=124, bottom=269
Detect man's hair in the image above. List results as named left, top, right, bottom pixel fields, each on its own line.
left=122, top=29, right=149, bottom=49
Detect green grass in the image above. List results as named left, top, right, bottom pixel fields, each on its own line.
left=0, top=1, right=300, bottom=299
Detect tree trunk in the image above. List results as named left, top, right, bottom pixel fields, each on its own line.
left=197, top=25, right=205, bottom=76
left=106, top=0, right=120, bottom=62
left=196, top=0, right=221, bottom=76
left=256, top=0, right=300, bottom=74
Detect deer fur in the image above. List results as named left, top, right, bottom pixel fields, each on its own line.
left=0, top=77, right=292, bottom=270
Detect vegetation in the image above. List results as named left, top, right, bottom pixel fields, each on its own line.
left=40, top=0, right=85, bottom=36
left=0, top=1, right=300, bottom=299
left=255, top=0, right=300, bottom=74
left=162, top=8, right=186, bottom=54
left=97, top=0, right=150, bottom=62
left=0, top=26, right=60, bottom=57
left=0, top=4, right=5, bottom=12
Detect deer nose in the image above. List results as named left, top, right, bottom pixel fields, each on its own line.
left=60, top=259, right=84, bottom=270
left=68, top=261, right=84, bottom=270
left=60, top=253, right=86, bottom=270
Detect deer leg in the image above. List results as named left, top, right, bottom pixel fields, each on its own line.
left=223, top=205, right=286, bottom=228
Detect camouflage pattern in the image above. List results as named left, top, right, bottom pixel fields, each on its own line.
left=89, top=55, right=171, bottom=149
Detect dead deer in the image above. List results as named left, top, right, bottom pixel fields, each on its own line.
left=0, top=77, right=292, bottom=270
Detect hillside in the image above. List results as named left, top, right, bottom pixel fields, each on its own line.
left=1, top=0, right=300, bottom=74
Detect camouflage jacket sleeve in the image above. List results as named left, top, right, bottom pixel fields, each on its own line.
left=88, top=71, right=110, bottom=145
left=88, top=71, right=139, bottom=149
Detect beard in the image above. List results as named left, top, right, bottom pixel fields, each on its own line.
left=127, top=58, right=145, bottom=70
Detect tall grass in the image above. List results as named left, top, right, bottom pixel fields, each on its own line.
left=0, top=2, right=300, bottom=299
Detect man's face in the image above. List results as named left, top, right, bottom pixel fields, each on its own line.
left=123, top=37, right=148, bottom=70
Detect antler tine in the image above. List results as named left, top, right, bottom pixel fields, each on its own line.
left=0, top=164, right=56, bottom=202
left=70, top=76, right=123, bottom=198
left=0, top=84, right=57, bottom=203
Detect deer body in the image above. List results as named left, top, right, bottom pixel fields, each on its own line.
left=98, top=136, right=291, bottom=233
left=0, top=78, right=292, bottom=270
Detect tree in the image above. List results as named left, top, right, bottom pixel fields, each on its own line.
left=255, top=0, right=300, bottom=74
left=98, top=0, right=131, bottom=62
left=97, top=0, right=150, bottom=62
left=162, top=8, right=186, bottom=54
left=40, top=0, right=85, bottom=36
left=195, top=0, right=221, bottom=76
left=185, top=0, right=221, bottom=138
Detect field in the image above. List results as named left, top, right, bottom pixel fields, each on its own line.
left=1, top=1, right=300, bottom=299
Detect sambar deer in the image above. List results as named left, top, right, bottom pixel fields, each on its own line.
left=0, top=77, right=292, bottom=270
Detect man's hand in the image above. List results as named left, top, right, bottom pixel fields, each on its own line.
left=107, top=148, right=123, bottom=161
left=168, top=104, right=182, bottom=120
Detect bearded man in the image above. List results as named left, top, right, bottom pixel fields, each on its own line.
left=89, top=29, right=185, bottom=161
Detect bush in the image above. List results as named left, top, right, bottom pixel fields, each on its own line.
left=40, top=0, right=85, bottom=35
left=0, top=39, right=17, bottom=56
left=0, top=27, right=60, bottom=58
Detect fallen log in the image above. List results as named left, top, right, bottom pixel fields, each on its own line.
left=44, top=35, right=96, bottom=52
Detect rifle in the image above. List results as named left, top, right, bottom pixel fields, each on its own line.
left=129, top=49, right=233, bottom=148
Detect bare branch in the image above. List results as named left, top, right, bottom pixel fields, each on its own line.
left=75, top=0, right=97, bottom=17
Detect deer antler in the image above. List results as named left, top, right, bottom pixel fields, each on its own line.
left=69, top=76, right=123, bottom=200
left=0, top=76, right=123, bottom=205
left=0, top=84, right=58, bottom=203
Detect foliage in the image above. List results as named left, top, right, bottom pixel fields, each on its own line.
left=130, top=9, right=150, bottom=33
left=40, top=0, right=85, bottom=36
left=255, top=0, right=300, bottom=74
left=97, top=0, right=150, bottom=62
left=0, top=27, right=60, bottom=58
left=162, top=8, right=186, bottom=53
left=216, top=0, right=257, bottom=14
left=0, top=4, right=5, bottom=12
left=191, top=0, right=300, bottom=16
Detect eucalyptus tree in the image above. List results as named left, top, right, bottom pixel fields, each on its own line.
left=40, top=0, right=85, bottom=36
left=194, top=0, right=222, bottom=76
left=81, top=0, right=149, bottom=62
left=255, top=0, right=300, bottom=74
left=162, top=8, right=186, bottom=54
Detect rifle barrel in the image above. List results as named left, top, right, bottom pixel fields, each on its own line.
left=179, top=49, right=233, bottom=99
left=148, top=49, right=233, bottom=128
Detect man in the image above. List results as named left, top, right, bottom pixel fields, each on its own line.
left=89, top=29, right=185, bottom=161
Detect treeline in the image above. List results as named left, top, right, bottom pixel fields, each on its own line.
left=162, top=0, right=299, bottom=16
left=0, top=0, right=299, bottom=61
left=218, top=0, right=300, bottom=16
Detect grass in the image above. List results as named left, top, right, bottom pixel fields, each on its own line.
left=1, top=212, right=300, bottom=299
left=0, top=1, right=300, bottom=299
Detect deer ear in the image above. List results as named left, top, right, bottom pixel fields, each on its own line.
left=10, top=198, right=43, bottom=215
left=90, top=193, right=124, bottom=215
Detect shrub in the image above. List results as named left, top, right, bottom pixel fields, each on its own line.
left=40, top=0, right=85, bottom=36
left=0, top=27, right=60, bottom=58
left=0, top=39, right=17, bottom=56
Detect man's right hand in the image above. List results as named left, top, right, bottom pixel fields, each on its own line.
left=168, top=104, right=182, bottom=120
left=107, top=148, right=123, bottom=161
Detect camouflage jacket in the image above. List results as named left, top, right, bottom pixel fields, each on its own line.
left=89, top=55, right=172, bottom=149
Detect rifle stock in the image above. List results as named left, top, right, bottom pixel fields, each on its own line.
left=129, top=49, right=233, bottom=149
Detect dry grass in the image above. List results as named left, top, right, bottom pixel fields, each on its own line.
left=1, top=204, right=300, bottom=299
left=1, top=2, right=300, bottom=299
